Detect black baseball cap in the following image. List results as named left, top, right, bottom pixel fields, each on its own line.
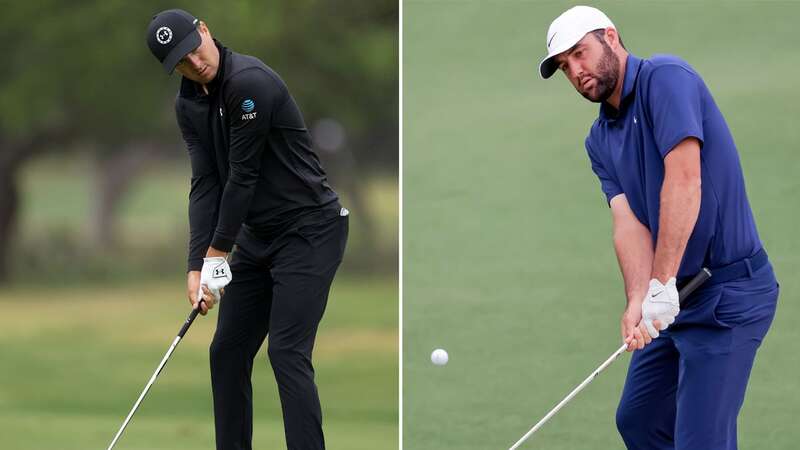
left=146, top=9, right=201, bottom=74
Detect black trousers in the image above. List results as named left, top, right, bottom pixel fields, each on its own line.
left=210, top=209, right=348, bottom=450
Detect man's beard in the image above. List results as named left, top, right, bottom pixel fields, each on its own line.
left=581, top=43, right=620, bottom=103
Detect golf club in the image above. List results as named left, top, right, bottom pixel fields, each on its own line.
left=106, top=299, right=206, bottom=450
left=509, top=268, right=712, bottom=449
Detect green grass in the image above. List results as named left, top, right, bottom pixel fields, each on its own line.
left=0, top=276, right=398, bottom=449
left=403, top=1, right=800, bottom=449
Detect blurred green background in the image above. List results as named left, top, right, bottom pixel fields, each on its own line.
left=403, top=1, right=798, bottom=449
left=0, top=1, right=397, bottom=449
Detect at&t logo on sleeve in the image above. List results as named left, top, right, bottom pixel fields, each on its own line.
left=241, top=99, right=257, bottom=120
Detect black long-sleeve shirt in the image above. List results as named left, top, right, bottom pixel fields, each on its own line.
left=175, top=41, right=339, bottom=271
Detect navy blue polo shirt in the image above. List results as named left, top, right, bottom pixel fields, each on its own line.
left=584, top=54, right=762, bottom=278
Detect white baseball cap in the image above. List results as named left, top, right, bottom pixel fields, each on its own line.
left=539, top=5, right=615, bottom=79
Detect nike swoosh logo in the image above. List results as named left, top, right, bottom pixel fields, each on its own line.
left=548, top=32, right=557, bottom=48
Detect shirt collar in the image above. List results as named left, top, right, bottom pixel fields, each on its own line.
left=205, top=39, right=227, bottom=93
left=599, top=53, right=642, bottom=122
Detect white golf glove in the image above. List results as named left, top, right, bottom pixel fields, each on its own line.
left=198, top=256, right=232, bottom=303
left=641, top=277, right=679, bottom=338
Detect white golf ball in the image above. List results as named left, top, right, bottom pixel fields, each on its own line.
left=431, top=348, right=449, bottom=366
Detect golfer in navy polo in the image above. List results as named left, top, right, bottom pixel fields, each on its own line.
left=539, top=6, right=779, bottom=450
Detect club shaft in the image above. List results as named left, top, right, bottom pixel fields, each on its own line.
left=509, top=269, right=711, bottom=449
left=106, top=335, right=182, bottom=450
left=509, top=343, right=627, bottom=450
left=107, top=305, right=201, bottom=450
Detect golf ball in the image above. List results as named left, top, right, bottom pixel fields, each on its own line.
left=431, top=348, right=449, bottom=366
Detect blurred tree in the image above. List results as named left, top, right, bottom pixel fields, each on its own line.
left=213, top=1, right=399, bottom=168
left=0, top=1, right=181, bottom=267
left=0, top=0, right=397, bottom=281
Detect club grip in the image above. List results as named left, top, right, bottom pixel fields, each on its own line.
left=677, top=268, right=712, bottom=307
left=177, top=301, right=203, bottom=338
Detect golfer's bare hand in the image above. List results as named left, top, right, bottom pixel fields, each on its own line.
left=196, top=285, right=222, bottom=315
left=186, top=271, right=213, bottom=315
left=621, top=302, right=661, bottom=352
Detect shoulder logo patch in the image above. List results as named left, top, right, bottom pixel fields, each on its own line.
left=240, top=99, right=257, bottom=120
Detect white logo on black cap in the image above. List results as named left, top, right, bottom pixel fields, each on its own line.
left=156, top=26, right=173, bottom=45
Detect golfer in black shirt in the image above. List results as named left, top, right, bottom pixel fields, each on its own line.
left=147, top=9, right=348, bottom=450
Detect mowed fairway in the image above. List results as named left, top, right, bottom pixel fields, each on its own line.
left=404, top=1, right=799, bottom=449
left=0, top=277, right=397, bottom=449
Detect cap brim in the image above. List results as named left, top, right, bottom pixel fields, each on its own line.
left=538, top=31, right=593, bottom=80
left=539, top=56, right=559, bottom=79
left=162, top=30, right=201, bottom=74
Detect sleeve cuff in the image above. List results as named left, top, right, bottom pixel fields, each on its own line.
left=660, top=132, right=704, bottom=159
left=605, top=190, right=624, bottom=206
left=188, top=258, right=203, bottom=272
left=210, top=234, right=235, bottom=253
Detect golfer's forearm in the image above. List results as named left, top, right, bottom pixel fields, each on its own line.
left=614, top=220, right=654, bottom=304
left=652, top=162, right=701, bottom=283
left=610, top=195, right=654, bottom=304
left=211, top=180, right=257, bottom=252
left=210, top=133, right=267, bottom=252
left=187, top=180, right=221, bottom=272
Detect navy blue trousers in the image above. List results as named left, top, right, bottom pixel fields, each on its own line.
left=616, top=262, right=778, bottom=450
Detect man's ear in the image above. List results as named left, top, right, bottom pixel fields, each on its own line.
left=605, top=28, right=620, bottom=50
left=198, top=21, right=210, bottom=37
